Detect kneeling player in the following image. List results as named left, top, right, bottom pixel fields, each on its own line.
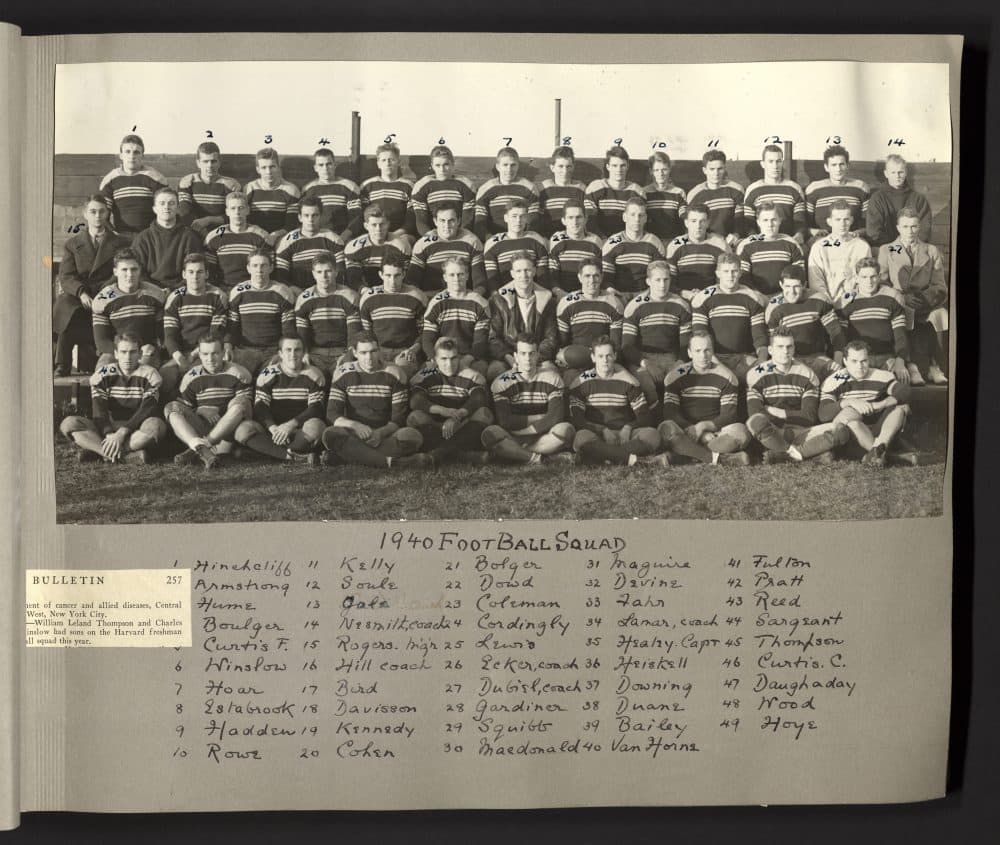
left=165, top=335, right=252, bottom=468
left=59, top=331, right=168, bottom=464
left=407, top=337, right=494, bottom=464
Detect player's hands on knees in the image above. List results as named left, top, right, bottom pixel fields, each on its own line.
left=269, top=421, right=296, bottom=445
left=353, top=423, right=373, bottom=442
left=102, top=429, right=128, bottom=462
left=893, top=359, right=910, bottom=385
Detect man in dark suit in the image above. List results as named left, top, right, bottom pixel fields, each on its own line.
left=54, top=194, right=128, bottom=375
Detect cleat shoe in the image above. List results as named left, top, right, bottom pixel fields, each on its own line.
left=639, top=453, right=674, bottom=467
left=396, top=453, right=435, bottom=469
left=286, top=448, right=316, bottom=464
left=123, top=449, right=149, bottom=465
left=761, top=450, right=793, bottom=465
left=809, top=451, right=837, bottom=465
left=547, top=452, right=578, bottom=465
left=717, top=451, right=750, bottom=467
left=906, top=362, right=926, bottom=386
left=887, top=450, right=921, bottom=467
left=194, top=444, right=218, bottom=469
left=928, top=365, right=948, bottom=385
left=862, top=443, right=887, bottom=468
left=173, top=449, right=199, bottom=466
left=77, top=449, right=101, bottom=463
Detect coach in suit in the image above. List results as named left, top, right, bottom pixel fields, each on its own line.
left=54, top=195, right=129, bottom=375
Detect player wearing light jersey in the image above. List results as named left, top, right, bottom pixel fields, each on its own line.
left=807, top=200, right=872, bottom=302
left=743, top=144, right=807, bottom=242
left=585, top=145, right=645, bottom=238
left=294, top=253, right=361, bottom=378
left=474, top=147, right=540, bottom=241
left=358, top=143, right=415, bottom=242
left=98, top=133, right=168, bottom=238
left=410, top=145, right=476, bottom=235
left=202, top=192, right=272, bottom=291
left=177, top=142, right=242, bottom=235
left=406, top=202, right=486, bottom=295
left=686, top=149, right=744, bottom=246
left=601, top=196, right=666, bottom=297
left=665, top=204, right=730, bottom=299
left=243, top=148, right=299, bottom=246
left=736, top=202, right=804, bottom=296
left=643, top=151, right=687, bottom=241
left=344, top=203, right=412, bottom=291
left=420, top=256, right=490, bottom=378
left=547, top=200, right=605, bottom=296
left=537, top=146, right=592, bottom=238
left=274, top=196, right=347, bottom=296
left=299, top=147, right=361, bottom=242
left=805, top=145, right=870, bottom=235
left=765, top=265, right=844, bottom=380
left=483, top=198, right=549, bottom=294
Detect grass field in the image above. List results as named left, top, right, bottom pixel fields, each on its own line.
left=54, top=440, right=945, bottom=524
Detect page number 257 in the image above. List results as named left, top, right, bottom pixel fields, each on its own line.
left=166, top=575, right=183, bottom=584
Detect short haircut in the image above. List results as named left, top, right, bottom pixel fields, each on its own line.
left=577, top=256, right=602, bottom=276
left=624, top=196, right=647, bottom=212
left=434, top=336, right=460, bottom=354
left=885, top=153, right=907, bottom=168
left=376, top=142, right=401, bottom=158
left=505, top=198, right=529, bottom=213
left=845, top=339, right=870, bottom=356
left=514, top=332, right=538, bottom=348
left=430, top=145, right=454, bottom=162
left=824, top=144, right=850, bottom=164
left=496, top=146, right=520, bottom=161
left=605, top=145, right=630, bottom=165
left=855, top=257, right=880, bottom=275
left=896, top=205, right=922, bottom=222
left=433, top=201, right=461, bottom=219
left=509, top=250, right=536, bottom=268
left=702, top=149, right=727, bottom=165
left=828, top=199, right=853, bottom=215
left=182, top=252, right=208, bottom=270
left=246, top=247, right=273, bottom=265
left=197, top=333, right=223, bottom=349
left=114, top=331, right=142, bottom=348
left=590, top=333, right=614, bottom=352
left=684, top=202, right=710, bottom=219
left=153, top=186, right=179, bottom=203
left=380, top=248, right=407, bottom=271
left=113, top=248, right=140, bottom=268
left=298, top=196, right=323, bottom=214
left=279, top=335, right=303, bottom=349
left=197, top=141, right=220, bottom=157
left=225, top=191, right=247, bottom=206
left=716, top=253, right=740, bottom=269
left=353, top=330, right=379, bottom=349
left=363, top=203, right=386, bottom=221
left=313, top=147, right=334, bottom=161
left=84, top=192, right=106, bottom=207
left=310, top=251, right=337, bottom=270
left=256, top=147, right=279, bottom=164
left=648, top=150, right=672, bottom=169
left=442, top=255, right=470, bottom=273
left=756, top=200, right=778, bottom=216
left=119, top=134, right=144, bottom=152
left=551, top=145, right=575, bottom=162
left=761, top=144, right=783, bottom=159
left=646, top=259, right=670, bottom=279
left=561, top=200, right=586, bottom=217
left=688, top=328, right=714, bottom=346
left=769, top=325, right=795, bottom=342
left=780, top=264, right=806, bottom=282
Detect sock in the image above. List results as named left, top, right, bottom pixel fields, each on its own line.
left=244, top=432, right=292, bottom=461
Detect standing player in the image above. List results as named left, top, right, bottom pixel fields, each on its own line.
left=295, top=253, right=361, bottom=379
left=736, top=201, right=804, bottom=297
left=274, top=196, right=347, bottom=294
left=177, top=141, right=242, bottom=236
left=601, top=196, right=666, bottom=298
left=807, top=201, right=872, bottom=302
left=765, top=265, right=844, bottom=380
left=487, top=251, right=558, bottom=380
left=804, top=145, right=870, bottom=235
left=244, top=148, right=300, bottom=246
left=474, top=147, right=540, bottom=241
left=585, top=145, right=645, bottom=238
left=406, top=202, right=486, bottom=295
left=686, top=150, right=744, bottom=245
left=357, top=254, right=428, bottom=381
left=357, top=142, right=415, bottom=242
left=536, top=146, right=592, bottom=238
left=300, top=147, right=362, bottom=243
left=98, top=134, right=168, bottom=238
left=867, top=154, right=933, bottom=248
left=556, top=258, right=624, bottom=389
left=420, top=256, right=491, bottom=377
left=202, top=191, right=272, bottom=292
left=643, top=151, right=687, bottom=242
left=657, top=330, right=752, bottom=466
left=665, top=204, right=731, bottom=300
left=547, top=200, right=605, bottom=296
left=91, top=249, right=167, bottom=368
left=344, top=203, right=412, bottom=291
left=410, top=145, right=476, bottom=236
left=59, top=331, right=168, bottom=464
left=743, top=145, right=807, bottom=241
left=130, top=187, right=204, bottom=291
left=483, top=199, right=549, bottom=294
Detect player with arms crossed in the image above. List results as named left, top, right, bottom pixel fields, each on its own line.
left=686, top=149, right=744, bottom=246
left=244, top=148, right=299, bottom=247
left=177, top=141, right=242, bottom=236
left=410, top=144, right=476, bottom=236
left=357, top=142, right=415, bottom=243
left=98, top=133, right=168, bottom=239
left=547, top=200, right=605, bottom=297
left=765, top=264, right=844, bottom=380
left=537, top=146, right=592, bottom=238
left=474, top=147, right=540, bottom=241
left=665, top=203, right=731, bottom=300
left=202, top=191, right=271, bottom=292
left=300, top=147, right=361, bottom=243
left=294, top=253, right=361, bottom=379
left=344, top=203, right=412, bottom=291
left=421, top=256, right=491, bottom=378
left=585, top=145, right=645, bottom=238
left=407, top=201, right=487, bottom=295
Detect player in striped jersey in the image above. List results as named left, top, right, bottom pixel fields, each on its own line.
left=407, top=337, right=494, bottom=464
left=691, top=254, right=769, bottom=380
left=586, top=145, right=645, bottom=238
left=92, top=249, right=167, bottom=368
left=537, top=146, right=592, bottom=238
left=274, top=197, right=347, bottom=295
left=344, top=203, right=412, bottom=291
left=295, top=253, right=361, bottom=379
left=657, top=330, right=751, bottom=466
left=807, top=201, right=872, bottom=302
left=686, top=150, right=744, bottom=245
left=234, top=336, right=326, bottom=463
left=320, top=333, right=430, bottom=469
left=406, top=202, right=486, bottom=295
left=60, top=331, right=168, bottom=464
left=159, top=253, right=228, bottom=398
left=568, top=336, right=660, bottom=466
left=410, top=145, right=476, bottom=236
left=743, top=145, right=807, bottom=242
left=202, top=192, right=272, bottom=291
left=601, top=196, right=666, bottom=297
left=358, top=143, right=415, bottom=243
left=745, top=327, right=849, bottom=464
left=819, top=340, right=912, bottom=468
left=130, top=187, right=204, bottom=291
left=225, top=248, right=297, bottom=378
left=165, top=335, right=252, bottom=469
left=665, top=204, right=731, bottom=300
left=805, top=145, right=870, bottom=235
left=300, top=147, right=361, bottom=243
left=99, top=134, right=168, bottom=238
left=481, top=334, right=575, bottom=464
left=357, top=253, right=428, bottom=381
left=736, top=202, right=805, bottom=296
left=483, top=199, right=549, bottom=294
left=420, top=256, right=490, bottom=377
left=244, top=148, right=299, bottom=246
left=765, top=265, right=844, bottom=380
left=621, top=260, right=692, bottom=414
left=474, top=147, right=540, bottom=241
left=547, top=201, right=605, bottom=297
left=556, top=257, right=624, bottom=389
left=177, top=142, right=242, bottom=236
left=643, top=151, right=687, bottom=242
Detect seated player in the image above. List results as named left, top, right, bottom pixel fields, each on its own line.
left=474, top=146, right=540, bottom=241
left=407, top=337, right=494, bottom=464
left=234, top=335, right=326, bottom=463
left=274, top=196, right=347, bottom=295
left=665, top=203, right=730, bottom=300
left=410, top=145, right=476, bottom=236
left=745, top=327, right=850, bottom=464
left=743, top=144, right=807, bottom=242
left=837, top=257, right=911, bottom=386
left=300, top=147, right=361, bottom=242
left=91, top=248, right=166, bottom=369
left=568, top=336, right=660, bottom=466
left=481, top=334, right=575, bottom=464
left=601, top=196, right=666, bottom=299
left=643, top=151, right=687, bottom=242
left=657, top=330, right=751, bottom=466
left=59, top=331, right=168, bottom=464
left=805, top=145, right=870, bottom=236
left=357, top=253, right=428, bottom=381
left=765, top=265, right=844, bottom=380
left=358, top=142, right=415, bottom=242
left=686, top=149, right=744, bottom=246
left=159, top=252, right=228, bottom=398
left=130, top=187, right=204, bottom=291
left=320, top=332, right=430, bottom=468
left=295, top=253, right=361, bottom=379
left=98, top=133, right=168, bottom=239
left=621, top=260, right=692, bottom=414
left=807, top=200, right=872, bottom=302
left=547, top=200, right=605, bottom=297
left=225, top=248, right=297, bottom=378
left=483, top=198, right=549, bottom=294
left=244, top=147, right=300, bottom=246
left=877, top=206, right=949, bottom=384
left=344, top=203, right=412, bottom=291
left=819, top=339, right=912, bottom=468
left=691, top=253, right=768, bottom=380
left=421, top=256, right=491, bottom=378
left=487, top=251, right=558, bottom=381
left=177, top=141, right=242, bottom=235
left=537, top=145, right=592, bottom=238
left=165, top=335, right=253, bottom=468
left=54, top=194, right=129, bottom=376
left=556, top=258, right=624, bottom=389
left=585, top=145, right=645, bottom=238
left=867, top=154, right=932, bottom=248
left=202, top=191, right=271, bottom=292
left=407, top=202, right=487, bottom=295
left=736, top=201, right=804, bottom=297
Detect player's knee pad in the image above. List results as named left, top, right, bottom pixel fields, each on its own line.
left=480, top=425, right=509, bottom=450
left=634, top=427, right=661, bottom=449
left=321, top=425, right=349, bottom=451
left=658, top=420, right=683, bottom=440
left=233, top=420, right=258, bottom=444
left=396, top=427, right=423, bottom=453
left=386, top=364, right=408, bottom=385
left=746, top=413, right=770, bottom=435
left=550, top=422, right=575, bottom=443
left=406, top=410, right=433, bottom=428
left=163, top=400, right=187, bottom=420
left=727, top=423, right=751, bottom=449
left=572, top=429, right=598, bottom=451
left=301, top=418, right=326, bottom=443
left=59, top=415, right=89, bottom=438
left=561, top=344, right=593, bottom=370
left=139, top=417, right=168, bottom=441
